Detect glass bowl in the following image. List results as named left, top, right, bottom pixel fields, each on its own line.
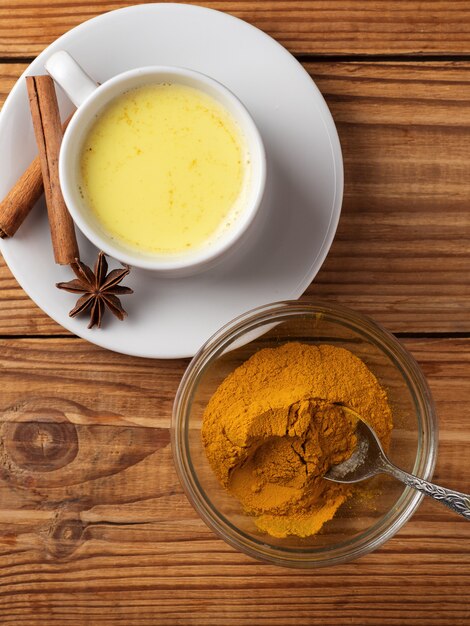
left=172, top=301, right=438, bottom=567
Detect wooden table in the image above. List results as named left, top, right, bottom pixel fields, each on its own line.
left=1, top=2, right=469, bottom=624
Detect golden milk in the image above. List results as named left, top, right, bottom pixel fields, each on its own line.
left=80, top=83, right=248, bottom=255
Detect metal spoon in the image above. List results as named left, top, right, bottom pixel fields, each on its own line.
left=324, top=406, right=470, bottom=520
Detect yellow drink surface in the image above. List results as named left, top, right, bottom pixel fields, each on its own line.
left=80, top=83, right=247, bottom=254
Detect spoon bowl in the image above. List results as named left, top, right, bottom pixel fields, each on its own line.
left=324, top=413, right=385, bottom=483
left=325, top=405, right=470, bottom=520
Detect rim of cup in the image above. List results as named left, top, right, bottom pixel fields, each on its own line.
left=54, top=62, right=266, bottom=273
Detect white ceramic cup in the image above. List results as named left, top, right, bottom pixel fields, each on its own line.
left=45, top=51, right=266, bottom=274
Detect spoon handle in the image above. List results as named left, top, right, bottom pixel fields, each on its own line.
left=383, top=463, right=470, bottom=520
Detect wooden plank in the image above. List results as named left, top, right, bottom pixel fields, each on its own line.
left=307, top=61, right=470, bottom=330
left=0, top=337, right=468, bottom=625
left=1, top=62, right=470, bottom=335
left=2, top=1, right=470, bottom=58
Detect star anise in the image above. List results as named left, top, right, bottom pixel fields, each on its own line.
left=56, top=252, right=133, bottom=329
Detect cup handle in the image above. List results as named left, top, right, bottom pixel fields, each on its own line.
left=44, top=50, right=98, bottom=108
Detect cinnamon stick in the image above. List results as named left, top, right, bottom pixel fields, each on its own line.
left=0, top=159, right=43, bottom=238
left=26, top=75, right=79, bottom=265
left=0, top=113, right=74, bottom=239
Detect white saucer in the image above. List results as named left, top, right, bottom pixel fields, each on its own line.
left=0, top=3, right=343, bottom=359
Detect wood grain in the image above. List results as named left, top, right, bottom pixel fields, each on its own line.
left=307, top=60, right=470, bottom=331
left=2, top=1, right=470, bottom=57
left=0, top=337, right=468, bottom=625
left=1, top=61, right=470, bottom=334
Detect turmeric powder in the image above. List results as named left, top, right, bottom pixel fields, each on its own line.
left=202, top=342, right=393, bottom=538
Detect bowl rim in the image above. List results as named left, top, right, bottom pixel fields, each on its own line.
left=172, top=300, right=438, bottom=568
